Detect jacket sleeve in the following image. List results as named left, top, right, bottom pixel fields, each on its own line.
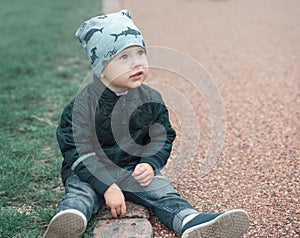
left=139, top=99, right=176, bottom=172
left=56, top=98, right=116, bottom=196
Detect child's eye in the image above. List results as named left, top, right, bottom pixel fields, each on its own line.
left=137, top=50, right=145, bottom=56
left=119, top=54, right=128, bottom=60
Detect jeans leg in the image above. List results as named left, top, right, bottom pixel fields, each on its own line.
left=57, top=173, right=104, bottom=221
left=121, top=173, right=198, bottom=234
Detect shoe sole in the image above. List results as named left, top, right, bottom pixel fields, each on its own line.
left=181, top=209, right=249, bottom=238
left=43, top=209, right=87, bottom=238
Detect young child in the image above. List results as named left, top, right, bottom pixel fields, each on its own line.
left=43, top=10, right=249, bottom=238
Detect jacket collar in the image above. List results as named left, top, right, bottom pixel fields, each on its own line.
left=93, top=74, right=117, bottom=99
left=93, top=74, right=137, bottom=102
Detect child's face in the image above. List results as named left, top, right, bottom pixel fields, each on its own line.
left=101, top=46, right=149, bottom=93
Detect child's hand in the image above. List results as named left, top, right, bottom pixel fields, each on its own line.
left=104, top=183, right=126, bottom=218
left=132, top=163, right=154, bottom=187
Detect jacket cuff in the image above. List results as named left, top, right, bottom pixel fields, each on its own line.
left=90, top=176, right=115, bottom=196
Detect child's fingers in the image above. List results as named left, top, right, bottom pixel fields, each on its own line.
left=139, top=177, right=153, bottom=186
left=110, top=208, right=118, bottom=218
left=139, top=176, right=152, bottom=186
left=132, top=163, right=155, bottom=186
left=132, top=170, right=143, bottom=177
left=132, top=169, right=149, bottom=181
left=110, top=204, right=126, bottom=218
left=132, top=165, right=146, bottom=176
left=120, top=203, right=127, bottom=217
left=134, top=172, right=154, bottom=186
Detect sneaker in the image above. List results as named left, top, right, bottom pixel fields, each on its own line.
left=43, top=209, right=87, bottom=238
left=180, top=209, right=249, bottom=238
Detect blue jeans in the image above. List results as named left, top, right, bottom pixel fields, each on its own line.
left=57, top=171, right=198, bottom=234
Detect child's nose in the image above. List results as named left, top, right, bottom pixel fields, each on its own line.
left=131, top=56, right=143, bottom=69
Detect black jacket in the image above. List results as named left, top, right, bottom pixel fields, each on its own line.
left=56, top=76, right=176, bottom=196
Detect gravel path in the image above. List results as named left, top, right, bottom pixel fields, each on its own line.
left=121, top=0, right=300, bottom=237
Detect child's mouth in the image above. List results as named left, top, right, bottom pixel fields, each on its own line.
left=129, top=71, right=143, bottom=80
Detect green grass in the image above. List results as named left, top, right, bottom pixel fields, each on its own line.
left=0, top=0, right=102, bottom=237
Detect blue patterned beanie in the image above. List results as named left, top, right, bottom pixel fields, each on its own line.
left=75, top=9, right=146, bottom=77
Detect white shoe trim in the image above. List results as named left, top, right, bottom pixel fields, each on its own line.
left=181, top=209, right=249, bottom=238
left=43, top=209, right=87, bottom=238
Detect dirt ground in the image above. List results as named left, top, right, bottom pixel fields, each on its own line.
left=121, top=0, right=299, bottom=237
